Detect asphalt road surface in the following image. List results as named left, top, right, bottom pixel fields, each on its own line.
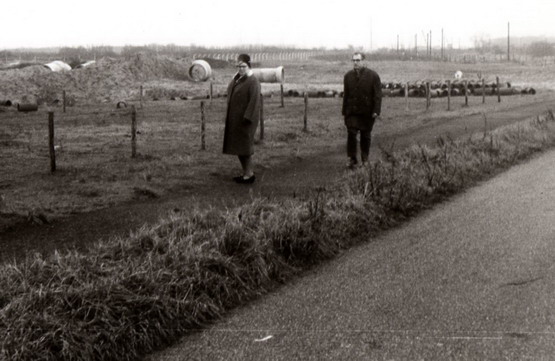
left=146, top=149, right=555, bottom=361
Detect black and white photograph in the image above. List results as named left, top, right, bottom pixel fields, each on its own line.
left=1, top=0, right=555, bottom=360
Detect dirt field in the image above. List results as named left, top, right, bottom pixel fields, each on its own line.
left=1, top=56, right=555, bottom=260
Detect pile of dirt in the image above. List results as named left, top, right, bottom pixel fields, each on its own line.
left=0, top=54, right=194, bottom=104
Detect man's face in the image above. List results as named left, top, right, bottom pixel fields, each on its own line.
left=352, top=54, right=363, bottom=70
left=236, top=62, right=249, bottom=76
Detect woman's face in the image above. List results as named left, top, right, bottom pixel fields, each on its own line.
left=236, top=61, right=249, bottom=76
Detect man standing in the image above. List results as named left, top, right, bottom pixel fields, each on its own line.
left=342, top=52, right=382, bottom=168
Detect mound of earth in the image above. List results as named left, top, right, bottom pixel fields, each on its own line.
left=0, top=54, right=195, bottom=104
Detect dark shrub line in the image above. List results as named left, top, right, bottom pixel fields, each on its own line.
left=1, top=110, right=554, bottom=361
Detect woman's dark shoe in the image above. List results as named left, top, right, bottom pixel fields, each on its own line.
left=233, top=176, right=244, bottom=183
left=237, top=174, right=256, bottom=184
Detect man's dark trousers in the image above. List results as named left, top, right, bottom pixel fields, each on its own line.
left=346, top=115, right=375, bottom=163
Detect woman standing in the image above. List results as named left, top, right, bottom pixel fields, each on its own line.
left=223, top=54, right=261, bottom=184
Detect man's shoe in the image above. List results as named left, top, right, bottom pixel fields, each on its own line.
left=233, top=176, right=244, bottom=183
left=346, top=159, right=358, bottom=170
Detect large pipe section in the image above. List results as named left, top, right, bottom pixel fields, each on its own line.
left=17, top=103, right=39, bottom=112
left=188, top=60, right=212, bottom=82
left=251, top=66, right=284, bottom=84
left=44, top=60, right=72, bottom=72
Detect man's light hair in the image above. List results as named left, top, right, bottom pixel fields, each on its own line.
left=352, top=52, right=366, bottom=60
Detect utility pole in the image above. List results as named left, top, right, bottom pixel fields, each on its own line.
left=430, top=30, right=432, bottom=58
left=507, top=22, right=511, bottom=61
left=441, top=28, right=444, bottom=60
left=397, top=34, right=399, bottom=55
left=369, top=17, right=373, bottom=52
left=415, top=34, right=418, bottom=57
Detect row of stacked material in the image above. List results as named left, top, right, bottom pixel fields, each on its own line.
left=178, top=79, right=537, bottom=101
left=381, top=80, right=536, bottom=97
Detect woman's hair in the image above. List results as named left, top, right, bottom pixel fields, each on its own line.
left=237, top=53, right=251, bottom=68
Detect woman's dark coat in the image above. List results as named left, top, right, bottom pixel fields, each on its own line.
left=223, top=72, right=261, bottom=156
left=342, top=67, right=382, bottom=129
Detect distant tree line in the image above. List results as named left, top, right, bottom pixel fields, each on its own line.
left=1, top=40, right=554, bottom=65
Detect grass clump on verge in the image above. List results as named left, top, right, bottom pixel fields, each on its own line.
left=1, top=110, right=555, bottom=361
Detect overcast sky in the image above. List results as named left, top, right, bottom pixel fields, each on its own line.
left=2, top=0, right=554, bottom=50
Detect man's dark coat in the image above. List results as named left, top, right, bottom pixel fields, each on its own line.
left=342, top=67, right=382, bottom=129
left=223, top=73, right=261, bottom=156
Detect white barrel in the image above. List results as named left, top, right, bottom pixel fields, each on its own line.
left=251, top=66, right=284, bottom=84
left=188, top=60, right=212, bottom=82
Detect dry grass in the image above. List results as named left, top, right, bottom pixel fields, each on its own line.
left=1, top=55, right=555, bottom=232
left=1, top=85, right=551, bottom=232
left=1, top=110, right=555, bottom=361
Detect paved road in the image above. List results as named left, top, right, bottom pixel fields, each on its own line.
left=147, top=149, right=555, bottom=361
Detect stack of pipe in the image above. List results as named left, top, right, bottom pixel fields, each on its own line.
left=379, top=79, right=533, bottom=98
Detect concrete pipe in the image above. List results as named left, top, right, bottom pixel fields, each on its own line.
left=17, top=103, right=38, bottom=112
left=389, top=89, right=403, bottom=97
left=116, top=101, right=127, bottom=109
left=472, top=88, right=492, bottom=96
left=251, top=66, right=285, bottom=84
left=522, top=87, right=536, bottom=95
left=304, top=90, right=320, bottom=98
left=44, top=60, right=71, bottom=72
left=430, top=81, right=441, bottom=90
left=408, top=89, right=421, bottom=97
left=497, top=87, right=519, bottom=96
left=0, top=100, right=12, bottom=106
left=187, top=95, right=210, bottom=100
left=188, top=60, right=212, bottom=82
left=287, top=90, right=300, bottom=97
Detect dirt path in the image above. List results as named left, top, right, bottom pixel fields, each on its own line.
left=1, top=98, right=554, bottom=262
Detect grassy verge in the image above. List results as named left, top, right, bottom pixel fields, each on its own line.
left=1, top=110, right=554, bottom=361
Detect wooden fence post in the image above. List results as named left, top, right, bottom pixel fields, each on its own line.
left=131, top=105, right=137, bottom=158
left=259, top=95, right=264, bottom=142
left=139, top=85, right=143, bottom=109
left=209, top=81, right=213, bottom=104
left=405, top=82, right=409, bottom=111
left=447, top=80, right=451, bottom=111
left=426, top=82, right=431, bottom=110
left=496, top=76, right=501, bottom=103
left=303, top=92, right=308, bottom=132
left=482, top=78, right=486, bottom=104
left=464, top=80, right=469, bottom=106
left=48, top=112, right=56, bottom=173
left=62, top=90, right=66, bottom=113
left=200, top=101, right=206, bottom=150
left=280, top=83, right=285, bottom=108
